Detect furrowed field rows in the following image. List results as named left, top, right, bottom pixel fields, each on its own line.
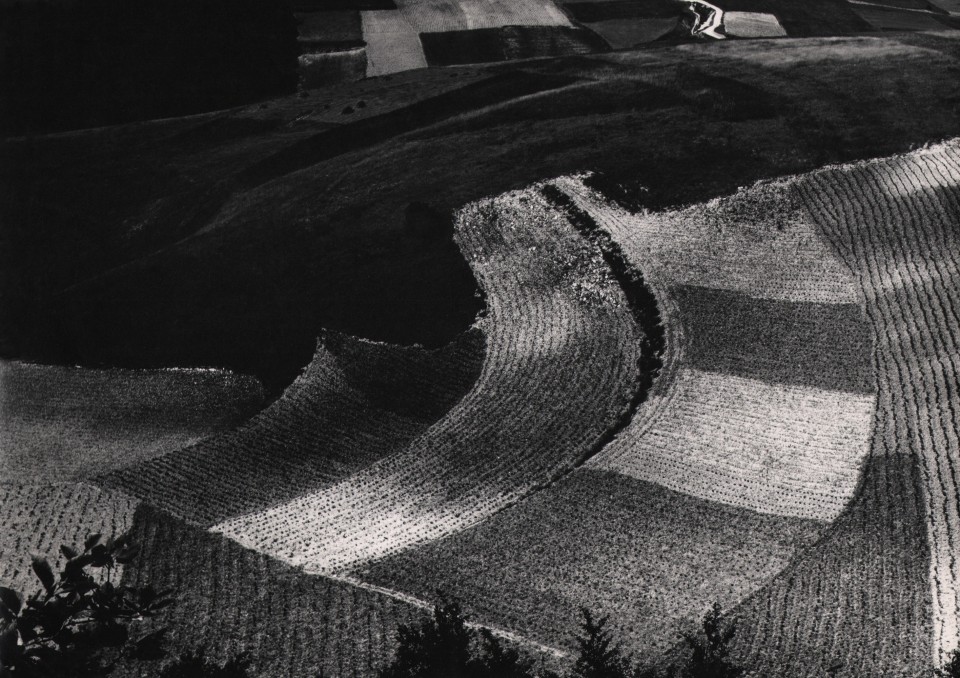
left=589, top=367, right=874, bottom=520
left=99, top=330, right=484, bottom=527
left=0, top=361, right=263, bottom=483
left=351, top=170, right=873, bottom=657
left=550, top=175, right=876, bottom=521
left=121, top=505, right=422, bottom=678
left=359, top=468, right=824, bottom=657
left=212, top=187, right=643, bottom=574
left=0, top=483, right=139, bottom=594
left=553, top=175, right=862, bottom=304
left=791, top=142, right=960, bottom=670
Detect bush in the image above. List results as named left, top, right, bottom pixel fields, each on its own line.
left=0, top=532, right=174, bottom=678
left=379, top=595, right=537, bottom=678
left=936, top=649, right=960, bottom=678
left=160, top=648, right=253, bottom=678
left=673, top=604, right=742, bottom=678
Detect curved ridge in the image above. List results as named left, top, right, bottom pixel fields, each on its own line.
left=97, top=329, right=485, bottom=527
left=211, top=184, right=645, bottom=574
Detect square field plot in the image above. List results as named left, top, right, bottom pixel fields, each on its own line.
left=582, top=17, right=679, bottom=47
left=420, top=25, right=607, bottom=66
left=724, top=11, right=788, bottom=36
left=852, top=4, right=953, bottom=29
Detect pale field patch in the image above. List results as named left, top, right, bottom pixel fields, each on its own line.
left=589, top=367, right=876, bottom=521
left=361, top=11, right=427, bottom=75
left=724, top=11, right=787, bottom=38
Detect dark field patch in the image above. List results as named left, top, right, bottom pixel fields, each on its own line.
left=851, top=4, right=952, bottom=30
left=296, top=10, right=364, bottom=49
left=582, top=17, right=680, bottom=48
left=299, top=48, right=367, bottom=89
left=119, top=505, right=421, bottom=678
left=420, top=26, right=609, bottom=67
left=564, top=0, right=682, bottom=21
left=672, top=285, right=874, bottom=394
left=356, top=468, right=824, bottom=657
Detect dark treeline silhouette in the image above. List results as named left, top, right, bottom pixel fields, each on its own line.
left=0, top=0, right=299, bottom=136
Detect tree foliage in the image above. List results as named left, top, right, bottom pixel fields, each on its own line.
left=674, top=603, right=742, bottom=678
left=936, top=649, right=960, bottom=678
left=0, top=532, right=173, bottom=678
left=379, top=595, right=537, bottom=678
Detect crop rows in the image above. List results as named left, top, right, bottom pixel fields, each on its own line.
left=99, top=330, right=484, bottom=527
left=349, top=171, right=869, bottom=659
left=212, top=186, right=644, bottom=574
left=0, top=482, right=139, bottom=594
left=1, top=360, right=263, bottom=484
left=359, top=468, right=824, bottom=657
left=736, top=142, right=960, bottom=675
left=589, top=367, right=874, bottom=520
left=120, top=505, right=422, bottom=678
left=550, top=175, right=876, bottom=521
left=552, top=175, right=862, bottom=304
left=723, top=11, right=787, bottom=37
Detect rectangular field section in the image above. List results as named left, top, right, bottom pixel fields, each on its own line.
left=421, top=26, right=608, bottom=66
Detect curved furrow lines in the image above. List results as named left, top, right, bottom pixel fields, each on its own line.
left=733, top=141, right=960, bottom=676
left=211, top=187, right=643, bottom=575
left=97, top=330, right=485, bottom=527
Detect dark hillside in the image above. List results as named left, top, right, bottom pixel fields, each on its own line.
left=0, top=0, right=299, bottom=136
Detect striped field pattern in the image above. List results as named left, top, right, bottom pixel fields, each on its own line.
left=211, top=187, right=643, bottom=574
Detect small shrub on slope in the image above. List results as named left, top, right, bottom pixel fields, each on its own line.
left=936, top=649, right=960, bottom=678
left=379, top=595, right=537, bottom=678
left=160, top=648, right=253, bottom=678
left=674, top=604, right=742, bottom=678
left=571, top=609, right=643, bottom=678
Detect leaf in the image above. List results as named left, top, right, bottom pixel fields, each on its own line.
left=0, top=620, right=21, bottom=665
left=30, top=556, right=55, bottom=594
left=84, top=533, right=102, bottom=551
left=0, top=587, right=22, bottom=616
left=60, top=545, right=78, bottom=560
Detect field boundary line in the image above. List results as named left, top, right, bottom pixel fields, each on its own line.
left=331, top=573, right=570, bottom=658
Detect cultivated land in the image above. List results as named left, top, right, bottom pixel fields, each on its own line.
left=4, top=29, right=960, bottom=678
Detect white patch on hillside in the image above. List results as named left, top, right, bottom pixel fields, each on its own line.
left=590, top=367, right=875, bottom=521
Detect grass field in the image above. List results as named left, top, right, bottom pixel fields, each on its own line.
left=1, top=361, right=263, bottom=483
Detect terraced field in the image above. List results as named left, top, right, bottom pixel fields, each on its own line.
left=355, top=172, right=879, bottom=658
left=731, top=140, right=960, bottom=675
left=210, top=187, right=643, bottom=574
left=0, top=361, right=263, bottom=483
left=99, top=331, right=485, bottom=527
